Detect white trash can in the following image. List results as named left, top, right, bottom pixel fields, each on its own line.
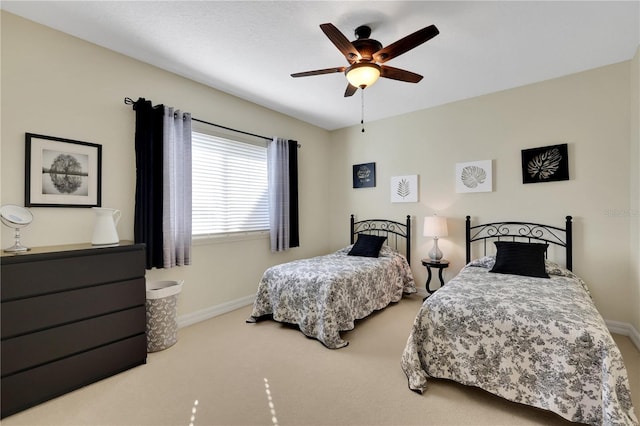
left=145, top=280, right=183, bottom=352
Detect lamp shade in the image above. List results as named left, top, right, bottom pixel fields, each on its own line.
left=423, top=216, right=448, bottom=238
left=346, top=63, right=381, bottom=88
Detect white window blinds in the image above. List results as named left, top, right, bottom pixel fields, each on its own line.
left=192, top=131, right=269, bottom=236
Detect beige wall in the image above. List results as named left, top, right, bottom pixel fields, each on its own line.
left=631, top=46, right=640, bottom=333
left=329, top=61, right=637, bottom=327
left=0, top=12, right=332, bottom=317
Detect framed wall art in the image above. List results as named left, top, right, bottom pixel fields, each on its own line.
left=25, top=133, right=102, bottom=207
left=456, top=160, right=492, bottom=193
left=390, top=175, right=418, bottom=203
left=521, top=143, right=569, bottom=184
left=353, top=162, right=376, bottom=188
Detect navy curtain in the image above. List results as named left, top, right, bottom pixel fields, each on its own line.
left=133, top=98, right=165, bottom=269
left=288, top=139, right=299, bottom=248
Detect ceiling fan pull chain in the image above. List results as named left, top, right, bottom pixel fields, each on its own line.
left=361, top=89, right=365, bottom=133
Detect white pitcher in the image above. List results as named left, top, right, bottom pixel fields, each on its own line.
left=91, top=207, right=121, bottom=245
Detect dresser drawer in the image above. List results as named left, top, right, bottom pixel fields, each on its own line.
left=2, top=306, right=146, bottom=377
left=1, top=247, right=145, bottom=301
left=1, top=278, right=145, bottom=339
left=1, top=334, right=147, bottom=418
left=0, top=242, right=146, bottom=419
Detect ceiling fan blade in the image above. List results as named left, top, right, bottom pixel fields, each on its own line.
left=291, top=66, right=346, bottom=78
left=380, top=66, right=423, bottom=83
left=373, top=25, right=439, bottom=64
left=320, top=23, right=361, bottom=63
left=344, top=83, right=358, bottom=97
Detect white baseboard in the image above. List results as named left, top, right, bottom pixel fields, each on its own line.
left=416, top=288, right=429, bottom=298
left=176, top=294, right=640, bottom=353
left=177, top=294, right=255, bottom=328
left=605, top=319, right=640, bottom=351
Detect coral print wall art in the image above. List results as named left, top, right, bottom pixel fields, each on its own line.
left=456, top=160, right=492, bottom=193
left=25, top=133, right=102, bottom=207
left=521, top=143, right=569, bottom=184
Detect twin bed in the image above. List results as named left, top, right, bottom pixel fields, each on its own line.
left=402, top=216, right=637, bottom=426
left=248, top=215, right=638, bottom=425
left=248, top=215, right=416, bottom=349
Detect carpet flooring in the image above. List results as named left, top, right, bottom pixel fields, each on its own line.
left=3, top=294, right=639, bottom=425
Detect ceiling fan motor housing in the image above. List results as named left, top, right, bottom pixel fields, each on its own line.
left=351, top=25, right=382, bottom=62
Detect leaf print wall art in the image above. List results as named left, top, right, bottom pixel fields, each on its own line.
left=521, top=143, right=569, bottom=184
left=391, top=175, right=418, bottom=202
left=455, top=160, right=492, bottom=193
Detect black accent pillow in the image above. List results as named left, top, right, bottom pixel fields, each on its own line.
left=348, top=234, right=387, bottom=258
left=489, top=241, right=550, bottom=278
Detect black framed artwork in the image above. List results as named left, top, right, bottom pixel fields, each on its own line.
left=25, top=133, right=102, bottom=207
left=521, top=143, right=569, bottom=184
left=353, top=162, right=376, bottom=188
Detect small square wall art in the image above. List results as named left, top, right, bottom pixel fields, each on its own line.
left=353, top=162, right=376, bottom=188
left=456, top=160, right=492, bottom=193
left=391, top=175, right=418, bottom=203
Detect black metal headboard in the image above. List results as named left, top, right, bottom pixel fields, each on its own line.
left=350, top=215, right=411, bottom=265
left=465, top=216, right=573, bottom=270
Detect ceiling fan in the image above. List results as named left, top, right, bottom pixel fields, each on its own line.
left=291, top=23, right=439, bottom=97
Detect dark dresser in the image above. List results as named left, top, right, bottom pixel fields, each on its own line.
left=1, top=241, right=147, bottom=418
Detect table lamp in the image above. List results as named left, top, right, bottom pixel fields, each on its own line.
left=424, top=215, right=448, bottom=262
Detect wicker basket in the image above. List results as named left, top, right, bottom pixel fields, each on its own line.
left=145, top=280, right=183, bottom=352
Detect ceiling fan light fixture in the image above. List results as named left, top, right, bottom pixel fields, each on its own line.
left=346, top=63, right=381, bottom=89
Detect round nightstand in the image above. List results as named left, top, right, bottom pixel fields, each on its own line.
left=421, top=259, right=449, bottom=298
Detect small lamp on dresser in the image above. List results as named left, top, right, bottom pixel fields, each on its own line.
left=424, top=215, right=448, bottom=262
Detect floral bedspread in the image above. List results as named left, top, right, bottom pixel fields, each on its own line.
left=248, top=246, right=415, bottom=348
left=401, top=258, right=638, bottom=426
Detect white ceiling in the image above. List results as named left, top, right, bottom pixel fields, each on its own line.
left=2, top=1, right=639, bottom=130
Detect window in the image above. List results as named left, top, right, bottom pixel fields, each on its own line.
left=192, top=131, right=269, bottom=236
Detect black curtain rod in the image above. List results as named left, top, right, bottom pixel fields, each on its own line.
left=191, top=117, right=272, bottom=142
left=124, top=97, right=287, bottom=144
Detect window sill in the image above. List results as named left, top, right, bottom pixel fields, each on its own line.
left=193, top=231, right=269, bottom=246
